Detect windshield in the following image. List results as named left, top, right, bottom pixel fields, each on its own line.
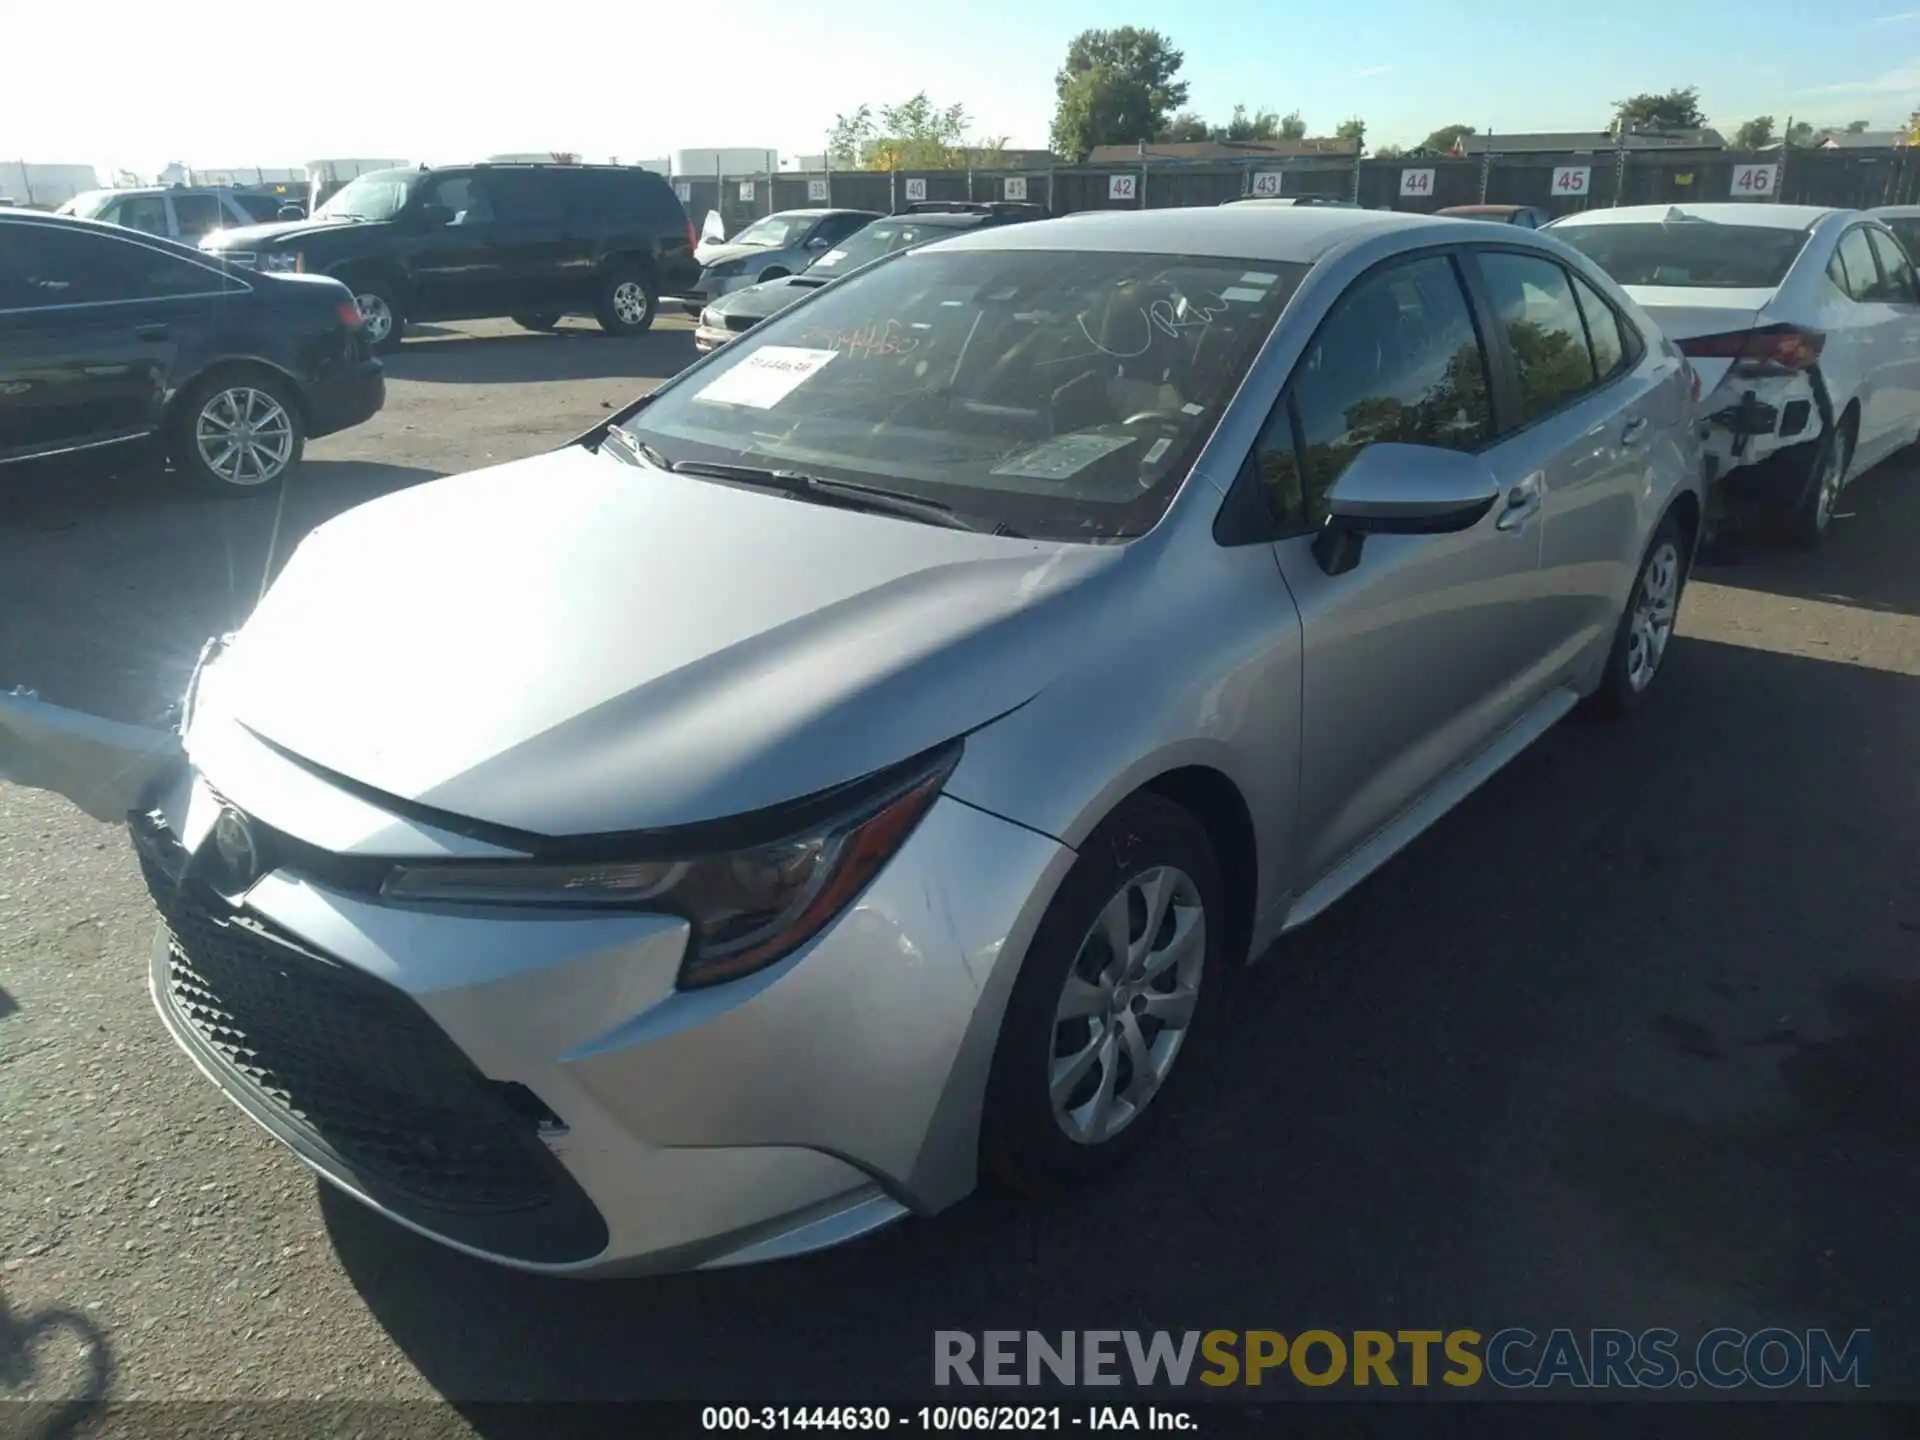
left=59, top=191, right=115, bottom=219
left=624, top=247, right=1308, bottom=542
left=314, top=170, right=414, bottom=222
left=807, top=219, right=962, bottom=276
left=1550, top=221, right=1810, bottom=289
left=728, top=214, right=816, bottom=249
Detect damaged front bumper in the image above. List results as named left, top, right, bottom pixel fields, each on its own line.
left=0, top=687, right=184, bottom=822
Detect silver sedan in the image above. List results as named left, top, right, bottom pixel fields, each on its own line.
left=1, top=206, right=1704, bottom=1276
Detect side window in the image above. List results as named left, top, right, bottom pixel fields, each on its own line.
left=1834, top=228, right=1879, bottom=303
left=1866, top=228, right=1918, bottom=304
left=1477, top=250, right=1599, bottom=422
left=490, top=173, right=562, bottom=225
left=115, top=195, right=172, bottom=236
left=422, top=174, right=489, bottom=224
left=171, top=193, right=225, bottom=239
left=0, top=225, right=226, bottom=306
left=1568, top=270, right=1627, bottom=380
left=1278, top=254, right=1494, bottom=531
left=811, top=213, right=866, bottom=246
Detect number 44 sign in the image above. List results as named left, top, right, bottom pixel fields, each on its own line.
left=1399, top=168, right=1435, bottom=197
left=1553, top=166, right=1591, bottom=195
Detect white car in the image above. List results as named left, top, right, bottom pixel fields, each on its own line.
left=1548, top=203, right=1920, bottom=546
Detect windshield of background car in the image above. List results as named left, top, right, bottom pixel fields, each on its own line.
left=624, top=248, right=1309, bottom=542
left=807, top=220, right=958, bottom=275
left=1549, top=221, right=1810, bottom=289
left=728, top=214, right=814, bottom=248
left=59, top=192, right=114, bottom=219
left=314, top=171, right=414, bottom=222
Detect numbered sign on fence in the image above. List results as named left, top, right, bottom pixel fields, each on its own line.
left=1552, top=166, right=1591, bottom=197
left=674, top=181, right=691, bottom=203
left=1003, top=176, right=1027, bottom=201
left=807, top=178, right=828, bottom=202
left=1731, top=163, right=1779, bottom=198
left=738, top=180, right=755, bottom=202
left=1109, top=173, right=1139, bottom=201
left=1399, top=168, right=1435, bottom=198
left=1250, top=171, right=1285, bottom=198
left=904, top=177, right=928, bottom=202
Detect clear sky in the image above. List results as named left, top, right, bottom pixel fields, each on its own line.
left=6, top=0, right=1917, bottom=174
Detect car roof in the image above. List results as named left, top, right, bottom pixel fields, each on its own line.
left=1551, top=202, right=1839, bottom=231
left=1439, top=204, right=1529, bottom=215
left=1866, top=204, right=1920, bottom=219
left=767, top=207, right=875, bottom=220
left=924, top=204, right=1449, bottom=264
left=0, top=207, right=244, bottom=258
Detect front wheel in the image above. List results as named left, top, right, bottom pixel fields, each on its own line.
left=594, top=269, right=657, bottom=336
left=170, top=372, right=306, bottom=497
left=344, top=278, right=405, bottom=353
left=981, top=793, right=1225, bottom=1194
left=1589, top=512, right=1688, bottom=716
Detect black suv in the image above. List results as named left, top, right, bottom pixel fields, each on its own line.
left=199, top=163, right=700, bottom=352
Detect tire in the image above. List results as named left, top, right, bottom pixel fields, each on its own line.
left=1588, top=511, right=1689, bottom=717
left=594, top=267, right=658, bottom=336
left=169, top=370, right=306, bottom=498
left=340, top=273, right=406, bottom=353
left=513, top=313, right=562, bottom=332
left=981, top=792, right=1227, bottom=1194
left=1781, top=418, right=1854, bottom=549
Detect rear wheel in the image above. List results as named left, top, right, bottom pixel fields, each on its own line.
left=1781, top=419, right=1854, bottom=549
left=512, top=313, right=562, bottom=332
left=170, top=371, right=305, bottom=497
left=594, top=268, right=657, bottom=336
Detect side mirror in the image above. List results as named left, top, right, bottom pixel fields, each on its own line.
left=1311, top=443, right=1501, bottom=576
left=805, top=236, right=830, bottom=250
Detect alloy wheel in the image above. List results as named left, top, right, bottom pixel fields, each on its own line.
left=356, top=293, right=394, bottom=345
left=612, top=280, right=651, bottom=326
left=1812, top=430, right=1851, bottom=532
left=1625, top=539, right=1680, bottom=693
left=194, top=387, right=295, bottom=488
left=1048, top=866, right=1206, bottom=1146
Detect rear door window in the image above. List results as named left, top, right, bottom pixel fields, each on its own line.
left=1567, top=269, right=1628, bottom=380
left=490, top=171, right=563, bottom=226
left=1476, top=250, right=1600, bottom=423
left=1866, top=228, right=1918, bottom=304
left=170, top=192, right=226, bottom=240
left=1833, top=228, right=1882, bottom=303
left=0, top=224, right=229, bottom=306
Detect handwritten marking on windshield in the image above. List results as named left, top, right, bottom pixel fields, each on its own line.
left=798, top=319, right=921, bottom=359
left=1077, top=292, right=1233, bottom=359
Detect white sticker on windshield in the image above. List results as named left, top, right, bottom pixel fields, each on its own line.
left=992, top=434, right=1135, bottom=481
left=1181, top=402, right=1206, bottom=415
left=694, top=347, right=838, bottom=409
left=1220, top=286, right=1267, bottom=303
left=1240, top=271, right=1279, bottom=284
left=1142, top=437, right=1173, bottom=466
left=819, top=249, right=848, bottom=265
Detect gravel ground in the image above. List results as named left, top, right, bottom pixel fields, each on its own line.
left=2, top=319, right=1917, bottom=1428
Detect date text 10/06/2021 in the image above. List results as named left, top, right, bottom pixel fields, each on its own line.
left=702, top=1407, right=1195, bottom=1431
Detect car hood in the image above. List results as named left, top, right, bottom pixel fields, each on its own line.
left=1623, top=285, right=1774, bottom=397
left=202, top=217, right=386, bottom=250
left=696, top=240, right=783, bottom=270
left=708, top=275, right=824, bottom=321
left=197, top=445, right=1125, bottom=839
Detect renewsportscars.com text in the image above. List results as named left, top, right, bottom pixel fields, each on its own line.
left=934, top=1329, right=1872, bottom=1390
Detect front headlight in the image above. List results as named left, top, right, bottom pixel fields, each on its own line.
left=700, top=307, right=722, bottom=328
left=703, top=260, right=743, bottom=280
left=262, top=251, right=303, bottom=273
left=380, top=742, right=960, bottom=989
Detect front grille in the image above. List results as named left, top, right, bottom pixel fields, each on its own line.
left=134, top=820, right=608, bottom=1263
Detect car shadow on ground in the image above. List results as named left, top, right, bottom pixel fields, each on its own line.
left=1695, top=453, right=1920, bottom=618
left=320, top=634, right=1919, bottom=1414
left=0, top=459, right=440, bottom=721
left=384, top=327, right=700, bottom=387
left=0, top=1289, right=115, bottom=1440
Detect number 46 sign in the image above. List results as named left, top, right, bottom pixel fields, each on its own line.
left=1732, top=163, right=1779, bottom=197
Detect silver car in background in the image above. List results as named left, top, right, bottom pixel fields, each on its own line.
left=2, top=205, right=1702, bottom=1277
left=685, top=207, right=882, bottom=312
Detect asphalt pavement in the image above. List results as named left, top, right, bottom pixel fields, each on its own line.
left=2, top=317, right=1917, bottom=1427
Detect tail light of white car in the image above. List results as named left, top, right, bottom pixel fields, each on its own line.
left=1676, top=323, right=1826, bottom=379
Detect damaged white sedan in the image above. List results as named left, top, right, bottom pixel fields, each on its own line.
left=1549, top=203, right=1920, bottom=546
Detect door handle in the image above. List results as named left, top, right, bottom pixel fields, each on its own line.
left=1495, top=475, right=1542, bottom=532
left=133, top=323, right=170, bottom=341
left=1619, top=416, right=1649, bottom=447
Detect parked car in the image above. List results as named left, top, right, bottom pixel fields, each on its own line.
left=1222, top=196, right=1359, bottom=208
left=1865, top=204, right=1920, bottom=268
left=694, top=202, right=1046, bottom=352
left=0, top=210, right=383, bottom=494
left=0, top=205, right=1707, bottom=1278
left=56, top=186, right=293, bottom=244
left=1547, top=203, right=1920, bottom=545
left=1438, top=204, right=1550, bottom=228
left=198, top=163, right=701, bottom=352
left=685, top=207, right=883, bottom=313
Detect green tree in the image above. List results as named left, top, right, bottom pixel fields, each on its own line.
left=1785, top=119, right=1817, bottom=147
left=1050, top=27, right=1191, bottom=160
left=1159, top=111, right=1211, bottom=142
left=1846, top=119, right=1871, bottom=134
left=1216, top=105, right=1283, bottom=141
left=1335, top=117, right=1367, bottom=153
left=1612, top=86, right=1706, bottom=135
left=827, top=105, right=875, bottom=168
left=1374, top=143, right=1407, bottom=160
left=1733, top=115, right=1775, bottom=149
left=1278, top=109, right=1307, bottom=140
left=1420, top=123, right=1476, bottom=155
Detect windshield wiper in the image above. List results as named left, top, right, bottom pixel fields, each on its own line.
left=672, top=457, right=1023, bottom=537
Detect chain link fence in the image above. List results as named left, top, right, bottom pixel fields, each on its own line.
left=670, top=148, right=1920, bottom=233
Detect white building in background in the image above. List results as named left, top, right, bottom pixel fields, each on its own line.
left=671, top=147, right=780, bottom=178
left=0, top=161, right=101, bottom=207
left=781, top=154, right=828, bottom=172
left=159, top=161, right=306, bottom=186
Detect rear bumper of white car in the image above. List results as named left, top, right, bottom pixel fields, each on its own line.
left=1697, top=367, right=1829, bottom=488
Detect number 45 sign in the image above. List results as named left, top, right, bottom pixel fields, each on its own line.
left=1552, top=166, right=1591, bottom=196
